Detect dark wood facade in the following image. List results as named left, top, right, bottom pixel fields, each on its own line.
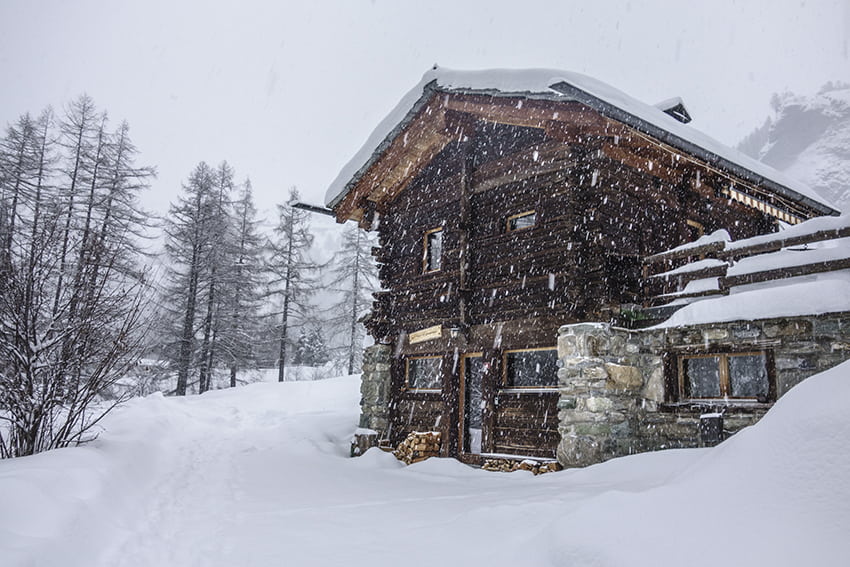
left=331, top=82, right=832, bottom=462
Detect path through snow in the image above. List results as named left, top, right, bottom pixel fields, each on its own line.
left=2, top=370, right=850, bottom=566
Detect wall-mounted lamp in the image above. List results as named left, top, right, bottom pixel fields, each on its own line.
left=449, top=327, right=461, bottom=339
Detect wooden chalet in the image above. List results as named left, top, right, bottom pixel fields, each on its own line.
left=326, top=68, right=837, bottom=464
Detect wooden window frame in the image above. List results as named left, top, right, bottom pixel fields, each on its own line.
left=686, top=219, right=704, bottom=238
left=501, top=347, right=558, bottom=390
left=506, top=210, right=537, bottom=232
left=404, top=354, right=443, bottom=392
left=422, top=227, right=443, bottom=273
left=677, top=351, right=774, bottom=402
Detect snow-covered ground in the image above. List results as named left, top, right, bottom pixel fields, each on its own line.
left=2, top=363, right=849, bottom=567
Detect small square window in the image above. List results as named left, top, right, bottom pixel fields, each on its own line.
left=683, top=356, right=721, bottom=398
left=729, top=354, right=769, bottom=399
left=504, top=348, right=558, bottom=388
left=507, top=211, right=537, bottom=232
left=423, top=228, right=443, bottom=272
left=406, top=356, right=442, bottom=390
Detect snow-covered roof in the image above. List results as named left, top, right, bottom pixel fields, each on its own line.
left=654, top=271, right=850, bottom=328
left=726, top=213, right=850, bottom=251
left=654, top=229, right=731, bottom=259
left=650, top=213, right=850, bottom=327
left=651, top=258, right=727, bottom=279
left=325, top=67, right=838, bottom=216
left=727, top=237, right=850, bottom=277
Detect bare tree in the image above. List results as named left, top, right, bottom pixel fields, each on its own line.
left=0, top=100, right=153, bottom=458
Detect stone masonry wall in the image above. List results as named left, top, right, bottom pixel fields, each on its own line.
left=557, top=312, right=850, bottom=468
left=352, top=344, right=392, bottom=456
left=358, top=344, right=393, bottom=433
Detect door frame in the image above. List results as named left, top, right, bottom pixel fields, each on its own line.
left=458, top=352, right=484, bottom=461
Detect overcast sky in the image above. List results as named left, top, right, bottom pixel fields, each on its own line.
left=1, top=0, right=847, bottom=230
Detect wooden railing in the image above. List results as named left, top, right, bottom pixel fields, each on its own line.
left=641, top=217, right=850, bottom=320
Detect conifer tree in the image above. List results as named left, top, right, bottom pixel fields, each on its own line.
left=196, top=162, right=235, bottom=393
left=162, top=162, right=218, bottom=395
left=267, top=188, right=318, bottom=382
left=327, top=225, right=378, bottom=375
left=219, top=179, right=264, bottom=388
left=293, top=326, right=329, bottom=366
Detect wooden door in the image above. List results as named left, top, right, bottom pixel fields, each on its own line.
left=460, top=353, right=485, bottom=455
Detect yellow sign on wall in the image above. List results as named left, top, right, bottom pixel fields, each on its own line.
left=409, top=325, right=443, bottom=344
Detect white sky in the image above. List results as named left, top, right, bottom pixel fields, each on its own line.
left=1, top=0, right=848, bottom=228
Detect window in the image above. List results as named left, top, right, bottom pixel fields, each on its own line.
left=503, top=348, right=558, bottom=388
left=406, top=356, right=442, bottom=390
left=423, top=228, right=443, bottom=272
left=678, top=352, right=771, bottom=402
left=686, top=219, right=704, bottom=241
left=507, top=210, right=537, bottom=232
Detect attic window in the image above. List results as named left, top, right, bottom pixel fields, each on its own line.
left=507, top=211, right=537, bottom=232
left=654, top=97, right=692, bottom=124
left=678, top=352, right=772, bottom=402
left=423, top=228, right=443, bottom=272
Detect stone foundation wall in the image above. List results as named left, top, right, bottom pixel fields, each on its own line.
left=359, top=344, right=392, bottom=432
left=557, top=312, right=850, bottom=468
left=352, top=344, right=393, bottom=456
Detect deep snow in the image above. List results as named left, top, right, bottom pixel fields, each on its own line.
left=2, top=364, right=849, bottom=566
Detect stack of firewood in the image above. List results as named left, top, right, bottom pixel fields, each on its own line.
left=481, top=458, right=562, bottom=475
left=394, top=431, right=442, bottom=464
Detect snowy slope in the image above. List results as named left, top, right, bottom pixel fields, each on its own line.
left=2, top=365, right=849, bottom=566
left=739, top=83, right=850, bottom=211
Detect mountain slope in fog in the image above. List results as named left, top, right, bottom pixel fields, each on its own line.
left=738, top=83, right=850, bottom=211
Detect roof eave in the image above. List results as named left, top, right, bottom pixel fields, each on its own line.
left=329, top=78, right=838, bottom=219
left=548, top=81, right=839, bottom=217
left=327, top=80, right=442, bottom=210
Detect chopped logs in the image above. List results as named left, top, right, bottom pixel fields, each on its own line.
left=393, top=431, right=442, bottom=464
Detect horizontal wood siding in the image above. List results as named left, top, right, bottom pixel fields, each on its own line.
left=391, top=396, right=445, bottom=446
left=369, top=104, right=788, bottom=459
left=492, top=391, right=560, bottom=458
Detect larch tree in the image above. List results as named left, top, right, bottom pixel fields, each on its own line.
left=162, top=162, right=218, bottom=396
left=327, top=224, right=378, bottom=375
left=196, top=162, right=235, bottom=394
left=161, top=163, right=263, bottom=394
left=266, top=188, right=318, bottom=382
left=218, top=179, right=264, bottom=388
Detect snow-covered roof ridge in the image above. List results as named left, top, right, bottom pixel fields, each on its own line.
left=726, top=212, right=850, bottom=251
left=325, top=67, right=838, bottom=215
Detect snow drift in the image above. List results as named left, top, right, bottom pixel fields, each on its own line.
left=1, top=362, right=848, bottom=566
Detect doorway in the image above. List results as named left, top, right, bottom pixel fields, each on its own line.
left=460, top=353, right=485, bottom=455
